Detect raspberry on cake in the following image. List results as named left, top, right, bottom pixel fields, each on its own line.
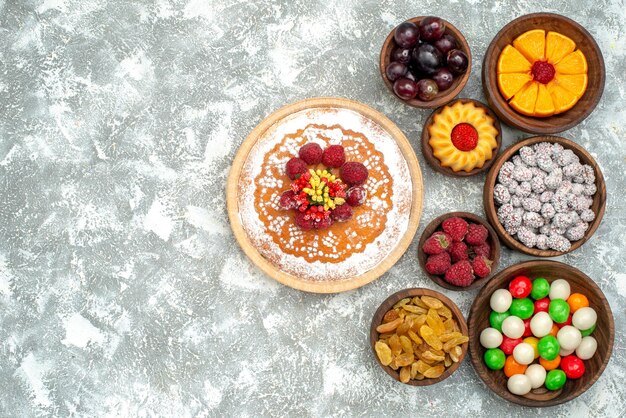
left=427, top=100, right=499, bottom=173
left=322, top=145, right=346, bottom=168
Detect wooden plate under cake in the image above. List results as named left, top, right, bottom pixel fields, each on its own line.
left=226, top=97, right=423, bottom=293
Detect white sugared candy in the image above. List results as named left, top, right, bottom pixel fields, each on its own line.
left=507, top=374, right=532, bottom=395
left=490, top=289, right=513, bottom=313
left=560, top=347, right=575, bottom=356
left=525, top=364, right=547, bottom=389
left=576, top=336, right=598, bottom=360
left=557, top=325, right=582, bottom=350
left=530, top=311, right=553, bottom=338
left=549, top=279, right=571, bottom=300
left=572, top=307, right=597, bottom=330
left=502, top=316, right=525, bottom=339
left=513, top=343, right=535, bottom=365
left=480, top=327, right=503, bottom=349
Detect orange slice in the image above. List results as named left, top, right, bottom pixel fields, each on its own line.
left=553, top=73, right=588, bottom=98
left=554, top=50, right=588, bottom=74
left=534, top=83, right=556, bottom=117
left=513, top=29, right=546, bottom=63
left=545, top=31, right=576, bottom=64
left=547, top=81, right=579, bottom=113
left=509, top=81, right=538, bottom=116
left=498, top=73, right=532, bottom=100
left=497, top=45, right=532, bottom=73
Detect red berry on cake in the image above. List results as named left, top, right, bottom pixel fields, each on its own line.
left=322, top=145, right=346, bottom=168
left=298, top=143, right=323, bottom=165
left=285, top=157, right=308, bottom=180
left=472, top=241, right=491, bottom=258
left=279, top=191, right=297, bottom=210
left=448, top=241, right=469, bottom=262
left=444, top=260, right=474, bottom=287
left=340, top=162, right=369, bottom=186
left=472, top=256, right=493, bottom=278
left=346, top=186, right=367, bottom=207
left=330, top=204, right=353, bottom=222
left=294, top=211, right=315, bottom=230
left=441, top=217, right=468, bottom=242
left=465, top=223, right=489, bottom=245
left=425, top=252, right=451, bottom=275
left=422, top=231, right=451, bottom=255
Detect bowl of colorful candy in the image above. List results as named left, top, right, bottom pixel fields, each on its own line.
left=468, top=260, right=614, bottom=406
left=380, top=16, right=471, bottom=108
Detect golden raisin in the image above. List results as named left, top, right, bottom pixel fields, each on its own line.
left=376, top=317, right=403, bottom=333
left=383, top=309, right=399, bottom=323
left=375, top=341, right=392, bottom=366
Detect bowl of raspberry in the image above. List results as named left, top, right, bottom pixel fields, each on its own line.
left=418, top=212, right=501, bottom=291
left=380, top=16, right=471, bottom=108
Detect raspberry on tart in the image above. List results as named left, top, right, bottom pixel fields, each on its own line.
left=427, top=101, right=499, bottom=173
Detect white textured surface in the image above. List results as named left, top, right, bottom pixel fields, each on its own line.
left=0, top=0, right=625, bottom=417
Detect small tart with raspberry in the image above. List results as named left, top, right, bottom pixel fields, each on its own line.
left=424, top=99, right=501, bottom=175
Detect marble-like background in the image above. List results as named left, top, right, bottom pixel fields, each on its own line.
left=1, top=0, right=625, bottom=416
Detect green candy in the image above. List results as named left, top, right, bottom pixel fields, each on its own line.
left=549, top=299, right=571, bottom=323
left=581, top=324, right=596, bottom=337
left=489, top=310, right=510, bottom=332
left=545, top=369, right=567, bottom=390
left=484, top=348, right=506, bottom=370
left=538, top=335, right=560, bottom=360
left=509, top=298, right=534, bottom=319
left=531, top=277, right=550, bottom=300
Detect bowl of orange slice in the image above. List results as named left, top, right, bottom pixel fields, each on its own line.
left=482, top=13, right=605, bottom=134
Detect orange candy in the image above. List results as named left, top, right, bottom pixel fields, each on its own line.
left=567, top=293, right=590, bottom=313
left=549, top=324, right=559, bottom=337
left=540, top=355, right=561, bottom=371
left=504, top=355, right=528, bottom=377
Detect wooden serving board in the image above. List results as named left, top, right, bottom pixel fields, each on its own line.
left=226, top=97, right=423, bottom=293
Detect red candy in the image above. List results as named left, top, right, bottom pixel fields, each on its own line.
left=534, top=297, right=550, bottom=313
left=523, top=318, right=533, bottom=337
left=556, top=314, right=573, bottom=329
left=509, top=275, right=532, bottom=298
left=560, top=355, right=585, bottom=379
left=500, top=336, right=523, bottom=355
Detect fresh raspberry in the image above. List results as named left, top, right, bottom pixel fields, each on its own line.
left=472, top=256, right=492, bottom=278
left=442, top=217, right=468, bottom=242
left=330, top=204, right=353, bottom=222
left=346, top=186, right=366, bottom=206
left=422, top=231, right=451, bottom=255
left=531, top=60, right=556, bottom=84
left=450, top=123, right=478, bottom=151
left=472, top=241, right=491, bottom=258
left=444, top=260, right=474, bottom=287
left=278, top=190, right=297, bottom=210
left=340, top=162, right=368, bottom=186
left=322, top=145, right=346, bottom=168
left=315, top=216, right=333, bottom=229
left=285, top=157, right=308, bottom=180
left=448, top=241, right=469, bottom=262
left=425, top=252, right=451, bottom=275
left=298, top=143, right=323, bottom=165
left=294, top=211, right=314, bottom=230
left=465, top=223, right=489, bottom=245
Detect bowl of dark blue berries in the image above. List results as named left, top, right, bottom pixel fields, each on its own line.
left=483, top=136, right=606, bottom=257
left=380, top=16, right=471, bottom=108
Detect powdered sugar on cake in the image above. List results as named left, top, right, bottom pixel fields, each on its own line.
left=238, top=107, right=412, bottom=281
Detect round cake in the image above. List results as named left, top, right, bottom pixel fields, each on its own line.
left=236, top=105, right=415, bottom=284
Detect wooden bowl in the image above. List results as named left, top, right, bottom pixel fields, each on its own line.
left=370, top=288, right=469, bottom=385
left=483, top=135, right=606, bottom=257
left=421, top=98, right=502, bottom=177
left=468, top=260, right=615, bottom=407
left=417, top=212, right=501, bottom=291
left=482, top=13, right=605, bottom=134
left=380, top=17, right=471, bottom=108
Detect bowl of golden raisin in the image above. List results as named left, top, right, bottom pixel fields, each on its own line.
left=370, top=288, right=469, bottom=385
